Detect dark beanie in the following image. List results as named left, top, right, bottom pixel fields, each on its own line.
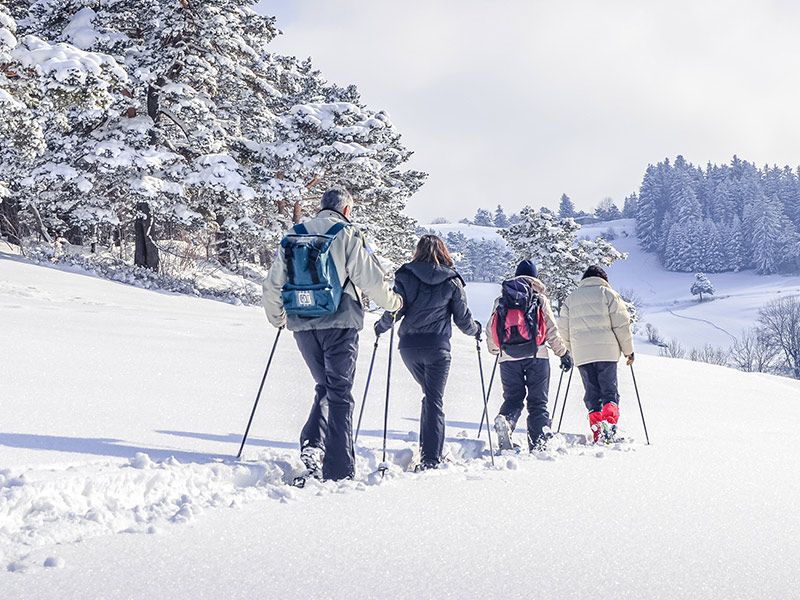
left=515, top=260, right=538, bottom=278
left=582, top=265, right=609, bottom=281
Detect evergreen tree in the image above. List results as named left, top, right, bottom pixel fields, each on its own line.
left=594, top=197, right=622, bottom=221
left=493, top=204, right=510, bottom=228
left=558, top=193, right=576, bottom=218
left=622, top=193, right=638, bottom=218
left=473, top=208, right=494, bottom=226
left=501, top=207, right=625, bottom=309
left=690, top=273, right=715, bottom=301
left=701, top=220, right=725, bottom=273
left=636, top=165, right=660, bottom=252
left=750, top=195, right=783, bottom=274
left=508, top=213, right=521, bottom=225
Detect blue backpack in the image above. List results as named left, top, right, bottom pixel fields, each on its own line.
left=281, top=222, right=348, bottom=317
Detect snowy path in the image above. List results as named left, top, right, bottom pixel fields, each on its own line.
left=2, top=257, right=800, bottom=599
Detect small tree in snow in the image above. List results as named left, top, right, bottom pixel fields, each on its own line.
left=690, top=272, right=714, bottom=302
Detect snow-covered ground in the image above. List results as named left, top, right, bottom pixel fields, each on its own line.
left=427, top=219, right=800, bottom=353
left=2, top=254, right=800, bottom=599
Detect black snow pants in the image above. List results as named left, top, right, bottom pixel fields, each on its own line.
left=498, top=357, right=551, bottom=448
left=578, top=361, right=620, bottom=413
left=399, top=347, right=452, bottom=465
left=294, top=328, right=359, bottom=480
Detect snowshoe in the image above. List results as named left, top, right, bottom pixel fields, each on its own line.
left=494, top=415, right=514, bottom=451
left=292, top=446, right=324, bottom=487
left=597, top=421, right=619, bottom=445
left=529, top=431, right=554, bottom=452
left=413, top=460, right=440, bottom=473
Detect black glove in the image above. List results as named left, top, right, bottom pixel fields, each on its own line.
left=560, top=352, right=574, bottom=371
left=374, top=321, right=383, bottom=338
left=474, top=321, right=482, bottom=341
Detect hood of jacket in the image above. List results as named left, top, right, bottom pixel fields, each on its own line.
left=399, top=262, right=463, bottom=286
left=578, top=276, right=609, bottom=289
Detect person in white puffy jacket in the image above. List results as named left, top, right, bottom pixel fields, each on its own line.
left=560, top=265, right=634, bottom=442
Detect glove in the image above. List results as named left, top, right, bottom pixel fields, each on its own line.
left=626, top=353, right=635, bottom=366
left=560, top=352, right=573, bottom=371
left=374, top=321, right=383, bottom=338
left=474, top=321, right=482, bottom=341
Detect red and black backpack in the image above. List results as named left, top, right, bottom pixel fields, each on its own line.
left=490, top=278, right=546, bottom=358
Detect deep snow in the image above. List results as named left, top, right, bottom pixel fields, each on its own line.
left=2, top=254, right=800, bottom=599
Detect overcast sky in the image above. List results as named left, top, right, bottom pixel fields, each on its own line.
left=255, top=0, right=800, bottom=222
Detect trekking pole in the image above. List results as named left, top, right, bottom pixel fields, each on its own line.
left=379, top=315, right=397, bottom=477
left=236, top=326, right=283, bottom=459
left=630, top=364, right=651, bottom=445
left=556, top=366, right=574, bottom=433
left=550, top=368, right=565, bottom=425
left=476, top=339, right=496, bottom=466
left=354, top=337, right=380, bottom=445
left=476, top=354, right=499, bottom=438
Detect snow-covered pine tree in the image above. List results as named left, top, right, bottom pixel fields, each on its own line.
left=701, top=220, right=725, bottom=273
left=749, top=194, right=783, bottom=275
left=726, top=215, right=745, bottom=271
left=1, top=5, right=131, bottom=246
left=622, top=193, right=638, bottom=218
left=493, top=205, right=509, bottom=228
left=558, top=193, right=575, bottom=218
left=690, top=272, right=714, bottom=301
left=636, top=165, right=660, bottom=252
left=473, top=208, right=493, bottom=227
left=501, top=207, right=625, bottom=310
left=594, top=197, right=622, bottom=221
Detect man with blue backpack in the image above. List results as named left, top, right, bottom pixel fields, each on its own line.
left=262, top=188, right=402, bottom=482
left=486, top=260, right=573, bottom=451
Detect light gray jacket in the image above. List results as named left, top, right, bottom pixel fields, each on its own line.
left=262, top=210, right=402, bottom=331
left=560, top=276, right=634, bottom=367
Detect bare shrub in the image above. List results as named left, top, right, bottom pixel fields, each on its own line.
left=688, top=344, right=730, bottom=366
left=659, top=338, right=685, bottom=359
left=645, top=323, right=664, bottom=346
left=730, top=328, right=779, bottom=373
left=758, top=296, right=800, bottom=378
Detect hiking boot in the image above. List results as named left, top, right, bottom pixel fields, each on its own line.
left=588, top=411, right=603, bottom=443
left=494, top=414, right=514, bottom=451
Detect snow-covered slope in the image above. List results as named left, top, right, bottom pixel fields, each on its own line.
left=2, top=255, right=799, bottom=599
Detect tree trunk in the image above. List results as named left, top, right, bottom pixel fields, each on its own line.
left=134, top=201, right=159, bottom=271
left=215, top=214, right=235, bottom=268
left=0, top=198, right=21, bottom=245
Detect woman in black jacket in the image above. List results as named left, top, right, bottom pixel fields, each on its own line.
left=375, top=235, right=480, bottom=470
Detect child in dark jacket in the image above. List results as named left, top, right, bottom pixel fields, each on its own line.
left=375, top=235, right=480, bottom=470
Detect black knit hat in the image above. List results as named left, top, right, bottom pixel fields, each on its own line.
left=515, top=260, right=538, bottom=278
left=582, top=265, right=609, bottom=281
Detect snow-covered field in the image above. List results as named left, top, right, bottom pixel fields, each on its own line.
left=2, top=254, right=800, bottom=599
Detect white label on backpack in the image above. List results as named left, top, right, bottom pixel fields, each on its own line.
left=296, top=291, right=314, bottom=306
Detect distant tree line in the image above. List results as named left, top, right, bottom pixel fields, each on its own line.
left=635, top=155, right=800, bottom=275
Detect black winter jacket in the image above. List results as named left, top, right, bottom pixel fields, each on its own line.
left=375, top=262, right=479, bottom=351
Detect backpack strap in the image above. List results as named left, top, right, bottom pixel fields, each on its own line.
left=325, top=222, right=348, bottom=237
left=293, top=223, right=309, bottom=235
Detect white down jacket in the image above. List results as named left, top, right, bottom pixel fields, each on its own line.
left=560, top=277, right=634, bottom=367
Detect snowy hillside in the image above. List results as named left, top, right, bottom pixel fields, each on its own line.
left=425, top=219, right=800, bottom=353
left=2, top=256, right=800, bottom=599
